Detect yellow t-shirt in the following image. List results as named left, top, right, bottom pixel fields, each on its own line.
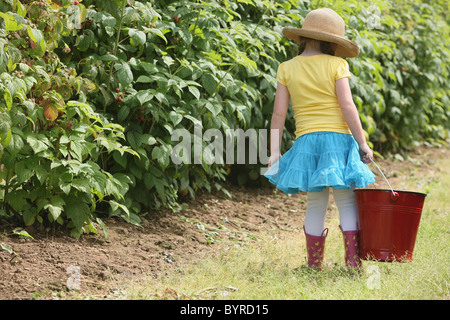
left=277, top=54, right=352, bottom=139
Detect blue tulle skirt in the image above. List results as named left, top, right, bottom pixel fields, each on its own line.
left=264, top=132, right=375, bottom=194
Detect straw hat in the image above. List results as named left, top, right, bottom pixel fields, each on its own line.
left=282, top=8, right=359, bottom=58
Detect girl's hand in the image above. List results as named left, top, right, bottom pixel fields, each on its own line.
left=268, top=153, right=282, bottom=168
left=359, top=143, right=373, bottom=164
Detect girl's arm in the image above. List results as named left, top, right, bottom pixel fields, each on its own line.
left=269, top=82, right=290, bottom=167
left=336, top=77, right=373, bottom=163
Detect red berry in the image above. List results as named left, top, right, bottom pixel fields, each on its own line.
left=116, top=88, right=120, bottom=93
left=140, top=116, right=144, bottom=121
left=173, top=17, right=179, bottom=22
left=66, top=123, right=73, bottom=130
left=74, top=0, right=79, bottom=5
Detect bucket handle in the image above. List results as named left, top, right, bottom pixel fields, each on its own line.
left=367, top=155, right=399, bottom=201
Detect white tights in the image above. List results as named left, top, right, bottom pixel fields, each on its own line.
left=304, top=187, right=358, bottom=236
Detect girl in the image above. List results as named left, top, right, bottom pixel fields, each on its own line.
left=264, top=8, right=375, bottom=270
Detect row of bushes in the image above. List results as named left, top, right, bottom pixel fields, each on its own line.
left=0, top=0, right=448, bottom=236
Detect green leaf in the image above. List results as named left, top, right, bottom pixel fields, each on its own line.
left=72, top=178, right=91, bottom=194
left=89, top=170, right=108, bottom=193
left=60, top=183, right=71, bottom=195
left=75, top=33, right=93, bottom=52
left=12, top=228, right=34, bottom=239
left=96, top=217, right=109, bottom=241
left=34, top=65, right=50, bottom=81
left=6, top=133, right=23, bottom=157
left=169, top=111, right=183, bottom=126
left=26, top=135, right=49, bottom=154
left=4, top=88, right=12, bottom=111
left=135, top=89, right=154, bottom=104
left=151, top=145, right=171, bottom=170
left=5, top=189, right=28, bottom=213
left=65, top=201, right=90, bottom=229
left=23, top=210, right=35, bottom=226
left=69, top=140, right=87, bottom=161
left=136, top=75, right=153, bottom=83
left=120, top=212, right=141, bottom=226
left=202, top=73, right=217, bottom=96
left=395, top=70, right=403, bottom=86
left=113, top=150, right=128, bottom=169
left=140, top=62, right=159, bottom=74
left=97, top=137, right=123, bottom=154
left=0, top=113, right=12, bottom=148
left=0, top=113, right=11, bottom=134
left=146, top=27, right=167, bottom=44
left=114, top=62, right=133, bottom=88
left=109, top=200, right=130, bottom=218
left=143, top=172, right=154, bottom=189
left=188, top=86, right=200, bottom=99
left=106, top=175, right=125, bottom=200
left=205, top=99, right=222, bottom=116
left=27, top=26, right=46, bottom=54
left=178, top=28, right=193, bottom=45
left=184, top=114, right=202, bottom=128
left=141, top=134, right=157, bottom=146
left=390, top=90, right=401, bottom=105
left=0, top=12, right=23, bottom=31
left=1, top=243, right=14, bottom=254
left=113, top=173, right=132, bottom=191
left=45, top=196, right=65, bottom=221
left=128, top=28, right=146, bottom=46
left=127, top=130, right=142, bottom=150
left=99, top=54, right=118, bottom=61
left=0, top=129, right=12, bottom=148
left=163, top=56, right=175, bottom=68
left=34, top=165, right=48, bottom=185
left=16, top=167, right=33, bottom=184
left=16, top=2, right=27, bottom=18
left=117, top=105, right=130, bottom=121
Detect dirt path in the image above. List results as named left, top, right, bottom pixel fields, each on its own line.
left=1, top=144, right=448, bottom=299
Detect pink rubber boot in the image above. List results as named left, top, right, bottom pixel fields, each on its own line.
left=303, top=226, right=328, bottom=270
left=340, top=226, right=361, bottom=270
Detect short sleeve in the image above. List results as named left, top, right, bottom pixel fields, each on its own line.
left=276, top=62, right=287, bottom=86
left=335, top=59, right=351, bottom=81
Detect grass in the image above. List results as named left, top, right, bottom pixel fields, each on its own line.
left=123, top=151, right=449, bottom=300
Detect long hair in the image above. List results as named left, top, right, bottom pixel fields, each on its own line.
left=297, top=37, right=335, bottom=56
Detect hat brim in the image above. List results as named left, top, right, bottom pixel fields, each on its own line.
left=282, top=27, right=359, bottom=58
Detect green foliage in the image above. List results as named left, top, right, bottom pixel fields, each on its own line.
left=0, top=0, right=137, bottom=237
left=61, top=0, right=308, bottom=214
left=0, top=0, right=449, bottom=235
left=332, top=0, right=450, bottom=153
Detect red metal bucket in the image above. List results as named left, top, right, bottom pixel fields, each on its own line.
left=355, top=189, right=426, bottom=262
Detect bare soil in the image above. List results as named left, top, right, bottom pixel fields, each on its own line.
left=0, top=144, right=448, bottom=300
